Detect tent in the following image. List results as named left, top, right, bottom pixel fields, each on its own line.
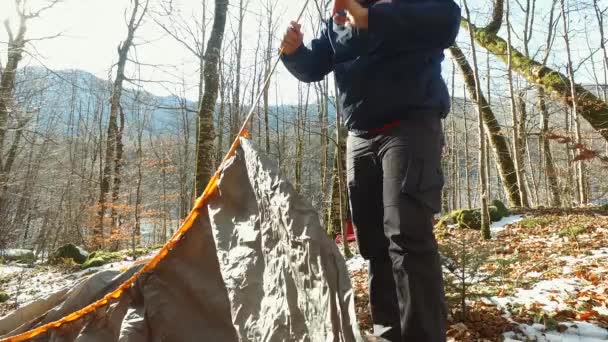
left=0, top=140, right=363, bottom=342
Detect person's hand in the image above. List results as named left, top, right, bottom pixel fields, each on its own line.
left=343, top=0, right=369, bottom=29
left=281, top=21, right=303, bottom=55
left=334, top=0, right=369, bottom=28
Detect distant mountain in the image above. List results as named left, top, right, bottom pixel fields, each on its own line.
left=14, top=67, right=338, bottom=134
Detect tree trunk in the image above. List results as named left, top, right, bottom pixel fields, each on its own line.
left=463, top=19, right=608, bottom=142
left=462, top=0, right=490, bottom=239
left=462, top=91, right=472, bottom=209
left=560, top=0, right=587, bottom=205
left=334, top=79, right=351, bottom=257
left=0, top=13, right=27, bottom=224
left=505, top=0, right=529, bottom=208
left=449, top=44, right=522, bottom=207
left=110, top=105, right=125, bottom=244
left=195, top=0, right=229, bottom=197
left=97, top=0, right=147, bottom=249
left=231, top=0, right=246, bottom=139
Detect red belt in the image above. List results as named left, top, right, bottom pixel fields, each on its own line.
left=367, top=120, right=401, bottom=135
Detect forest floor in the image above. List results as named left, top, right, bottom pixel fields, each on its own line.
left=2, top=211, right=608, bottom=341
left=0, top=252, right=156, bottom=317
left=348, top=210, right=608, bottom=341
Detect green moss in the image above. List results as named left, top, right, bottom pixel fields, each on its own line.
left=125, top=247, right=155, bottom=258
left=558, top=226, right=588, bottom=237
left=491, top=200, right=510, bottom=217
left=454, top=209, right=482, bottom=230
left=81, top=251, right=122, bottom=269
left=489, top=206, right=503, bottom=222
left=518, top=216, right=554, bottom=229
left=0, top=292, right=9, bottom=303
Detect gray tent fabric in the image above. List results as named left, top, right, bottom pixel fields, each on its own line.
left=210, top=140, right=361, bottom=341
left=0, top=139, right=362, bottom=342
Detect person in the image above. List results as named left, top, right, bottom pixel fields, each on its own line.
left=280, top=0, right=460, bottom=341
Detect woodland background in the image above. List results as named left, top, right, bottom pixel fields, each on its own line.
left=0, top=0, right=607, bottom=253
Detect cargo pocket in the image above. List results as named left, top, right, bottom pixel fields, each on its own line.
left=401, top=155, right=445, bottom=214
left=347, top=155, right=387, bottom=259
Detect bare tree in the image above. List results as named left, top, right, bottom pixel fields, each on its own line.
left=560, top=0, right=588, bottom=205
left=462, top=0, right=490, bottom=238
left=0, top=0, right=62, bottom=248
left=464, top=0, right=608, bottom=142
left=195, top=0, right=229, bottom=197
left=505, top=0, right=530, bottom=208
left=97, top=0, right=149, bottom=249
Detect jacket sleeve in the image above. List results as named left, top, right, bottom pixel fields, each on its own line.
left=281, top=28, right=334, bottom=83
left=368, top=0, right=461, bottom=50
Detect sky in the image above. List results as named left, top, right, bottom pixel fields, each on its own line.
left=0, top=0, right=605, bottom=106
left=0, top=0, right=312, bottom=104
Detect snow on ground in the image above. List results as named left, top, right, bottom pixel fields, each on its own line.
left=491, top=215, right=524, bottom=236
left=346, top=254, right=366, bottom=273
left=1, top=260, right=134, bottom=310
left=489, top=268, right=608, bottom=340
left=490, top=278, right=585, bottom=313
left=0, top=249, right=159, bottom=316
left=505, top=321, right=608, bottom=341
left=0, top=249, right=34, bottom=259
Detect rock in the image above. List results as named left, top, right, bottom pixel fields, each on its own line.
left=81, top=251, right=122, bottom=269
left=1, top=249, right=36, bottom=264
left=489, top=206, right=503, bottom=222
left=491, top=199, right=510, bottom=217
left=52, top=244, right=89, bottom=264
left=0, top=292, right=9, bottom=303
left=454, top=209, right=482, bottom=230
left=441, top=205, right=505, bottom=230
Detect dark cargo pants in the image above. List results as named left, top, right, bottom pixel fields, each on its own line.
left=346, top=116, right=447, bottom=341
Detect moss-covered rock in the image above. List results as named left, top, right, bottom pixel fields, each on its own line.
left=435, top=213, right=456, bottom=230
left=454, top=209, right=482, bottom=230
left=489, top=206, right=503, bottom=222
left=491, top=200, right=510, bottom=217
left=81, top=251, right=122, bottom=269
left=52, top=244, right=89, bottom=265
left=0, top=291, right=9, bottom=303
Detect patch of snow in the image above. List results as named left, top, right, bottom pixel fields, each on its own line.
left=346, top=255, right=366, bottom=273
left=526, top=271, right=543, bottom=278
left=491, top=215, right=523, bottom=236
left=506, top=321, right=608, bottom=341
left=0, top=265, right=25, bottom=278
left=492, top=278, right=583, bottom=313
left=1, top=249, right=158, bottom=313
left=0, top=249, right=33, bottom=258
left=594, top=306, right=608, bottom=316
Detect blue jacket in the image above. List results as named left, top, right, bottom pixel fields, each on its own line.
left=281, top=0, right=461, bottom=133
